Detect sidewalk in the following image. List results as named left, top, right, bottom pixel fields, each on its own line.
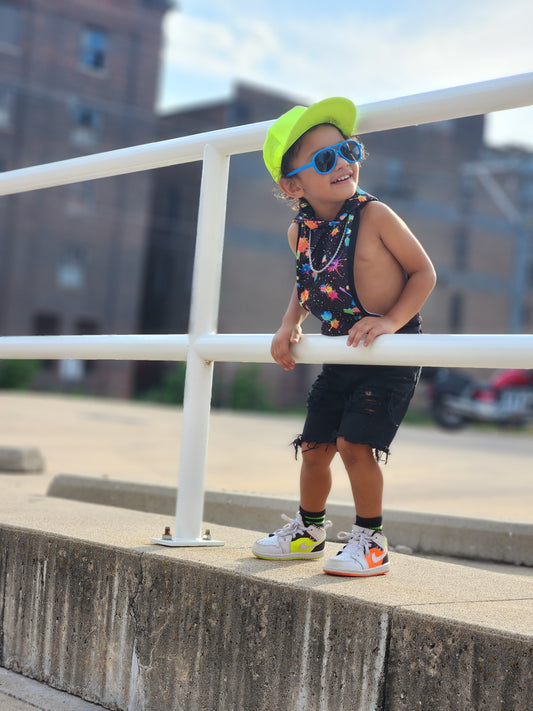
left=0, top=667, right=106, bottom=711
left=1, top=391, right=532, bottom=522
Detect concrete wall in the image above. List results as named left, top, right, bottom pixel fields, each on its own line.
left=1, top=516, right=532, bottom=711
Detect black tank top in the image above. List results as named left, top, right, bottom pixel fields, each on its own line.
left=294, top=190, right=378, bottom=336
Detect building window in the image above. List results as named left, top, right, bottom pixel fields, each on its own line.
left=0, top=87, right=15, bottom=130
left=71, top=105, right=101, bottom=149
left=33, top=312, right=60, bottom=371
left=0, top=2, right=22, bottom=49
left=76, top=317, right=98, bottom=335
left=66, top=181, right=95, bottom=216
left=449, top=293, right=464, bottom=333
left=76, top=318, right=99, bottom=374
left=58, top=358, right=85, bottom=383
left=74, top=105, right=101, bottom=130
left=80, top=27, right=107, bottom=71
left=56, top=246, right=86, bottom=290
left=34, top=312, right=60, bottom=336
left=152, top=250, right=174, bottom=296
left=164, top=186, right=180, bottom=225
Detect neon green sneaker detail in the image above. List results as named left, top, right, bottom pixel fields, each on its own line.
left=252, top=511, right=332, bottom=560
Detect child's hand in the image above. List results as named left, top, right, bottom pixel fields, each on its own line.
left=271, top=325, right=302, bottom=370
left=346, top=316, right=397, bottom=348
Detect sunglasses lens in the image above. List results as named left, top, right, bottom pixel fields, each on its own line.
left=340, top=141, right=361, bottom=162
left=314, top=148, right=336, bottom=174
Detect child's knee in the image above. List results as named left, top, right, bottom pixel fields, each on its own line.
left=301, top=441, right=335, bottom=465
left=336, top=437, right=373, bottom=466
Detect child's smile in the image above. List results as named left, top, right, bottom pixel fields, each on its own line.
left=331, top=171, right=353, bottom=185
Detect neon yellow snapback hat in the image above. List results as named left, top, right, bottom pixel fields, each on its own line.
left=263, top=97, right=357, bottom=182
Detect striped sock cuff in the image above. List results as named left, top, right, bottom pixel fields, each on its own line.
left=300, top=506, right=326, bottom=528
left=355, top=515, right=383, bottom=531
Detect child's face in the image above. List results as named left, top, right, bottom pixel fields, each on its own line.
left=281, top=124, right=359, bottom=216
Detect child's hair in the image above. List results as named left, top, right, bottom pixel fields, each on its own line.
left=274, top=124, right=366, bottom=211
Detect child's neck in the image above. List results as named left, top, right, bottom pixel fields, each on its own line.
left=305, top=197, right=348, bottom=221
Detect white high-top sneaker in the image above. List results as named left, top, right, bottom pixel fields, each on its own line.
left=323, top=524, right=389, bottom=577
left=252, top=511, right=332, bottom=560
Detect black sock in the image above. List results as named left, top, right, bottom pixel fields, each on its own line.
left=300, top=506, right=326, bottom=528
left=356, top=515, right=383, bottom=531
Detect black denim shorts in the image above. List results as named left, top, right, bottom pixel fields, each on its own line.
left=298, top=362, right=420, bottom=461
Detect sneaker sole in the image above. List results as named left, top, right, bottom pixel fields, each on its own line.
left=252, top=550, right=325, bottom=561
left=323, top=563, right=390, bottom=577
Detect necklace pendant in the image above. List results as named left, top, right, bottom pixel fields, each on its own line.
left=308, top=217, right=349, bottom=275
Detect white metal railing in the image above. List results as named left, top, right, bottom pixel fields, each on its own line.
left=1, top=73, right=532, bottom=546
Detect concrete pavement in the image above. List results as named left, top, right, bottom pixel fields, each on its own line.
left=0, top=667, right=106, bottom=710
left=1, top=391, right=532, bottom=521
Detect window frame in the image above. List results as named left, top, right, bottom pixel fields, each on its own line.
left=0, top=2, right=22, bottom=51
left=79, top=26, right=108, bottom=73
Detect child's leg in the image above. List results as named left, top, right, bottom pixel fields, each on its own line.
left=300, top=442, right=337, bottom=512
left=251, top=441, right=336, bottom=561
left=323, top=437, right=388, bottom=577
left=335, top=438, right=383, bottom=518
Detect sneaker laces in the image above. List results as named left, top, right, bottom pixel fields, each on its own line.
left=274, top=513, right=332, bottom=541
left=274, top=513, right=306, bottom=540
left=336, top=527, right=374, bottom=556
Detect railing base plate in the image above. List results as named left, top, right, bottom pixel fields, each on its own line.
left=151, top=537, right=225, bottom=547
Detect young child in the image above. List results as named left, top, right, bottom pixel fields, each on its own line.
left=252, top=97, right=436, bottom=576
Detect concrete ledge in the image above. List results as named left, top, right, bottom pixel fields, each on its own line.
left=1, top=495, right=532, bottom=711
left=0, top=446, right=44, bottom=473
left=48, top=473, right=533, bottom=566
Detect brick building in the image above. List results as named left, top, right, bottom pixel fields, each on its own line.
left=0, top=0, right=169, bottom=396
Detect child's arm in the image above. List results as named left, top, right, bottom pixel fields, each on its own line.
left=271, top=284, right=308, bottom=370
left=271, top=223, right=308, bottom=371
left=347, top=203, right=436, bottom=348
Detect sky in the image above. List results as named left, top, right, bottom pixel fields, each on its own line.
left=157, top=0, right=533, bottom=151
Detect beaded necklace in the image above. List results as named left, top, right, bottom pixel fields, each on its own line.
left=306, top=212, right=354, bottom=274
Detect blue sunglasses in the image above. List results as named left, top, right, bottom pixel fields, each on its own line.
left=286, top=140, right=362, bottom=177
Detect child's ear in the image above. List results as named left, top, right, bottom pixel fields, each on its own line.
left=279, top=177, right=304, bottom=198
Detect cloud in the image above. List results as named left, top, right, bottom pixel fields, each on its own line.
left=164, top=1, right=532, bottom=94
left=160, top=1, right=533, bottom=146
left=163, top=10, right=293, bottom=85
left=163, top=13, right=236, bottom=76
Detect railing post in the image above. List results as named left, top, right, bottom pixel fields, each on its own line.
left=152, top=143, right=230, bottom=546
